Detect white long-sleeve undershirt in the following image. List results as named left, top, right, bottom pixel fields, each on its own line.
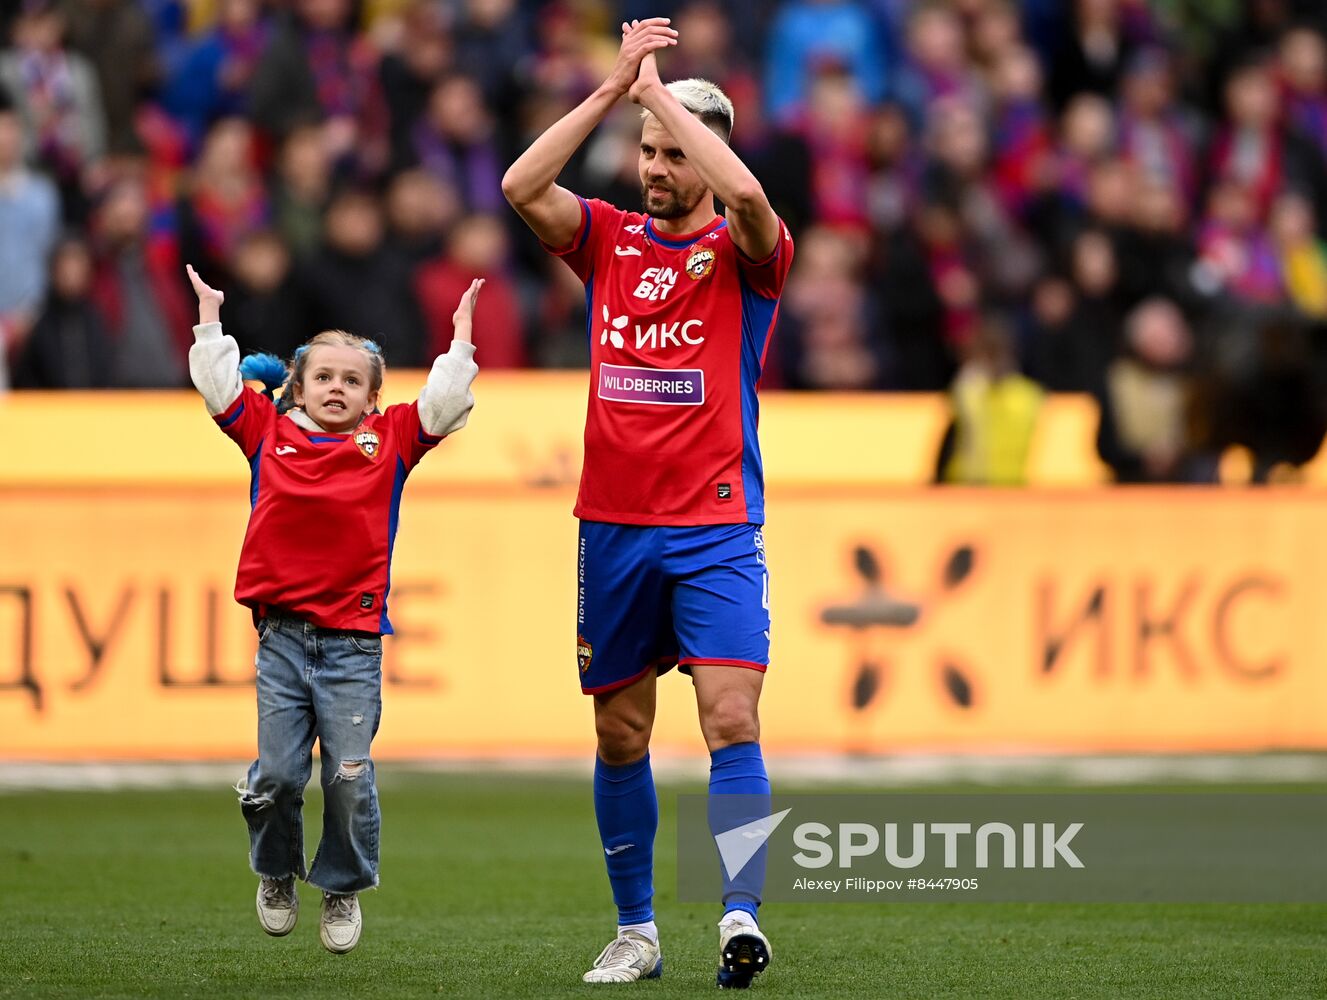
left=187, top=322, right=478, bottom=436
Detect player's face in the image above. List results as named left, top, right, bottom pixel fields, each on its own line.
left=638, top=118, right=708, bottom=221
left=293, top=345, right=379, bottom=433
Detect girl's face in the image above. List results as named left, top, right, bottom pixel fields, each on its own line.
left=293, top=344, right=379, bottom=433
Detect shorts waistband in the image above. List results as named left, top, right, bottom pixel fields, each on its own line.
left=258, top=608, right=381, bottom=640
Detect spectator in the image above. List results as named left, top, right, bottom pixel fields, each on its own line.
left=271, top=124, right=331, bottom=259
left=411, top=74, right=505, bottom=215
left=248, top=0, right=389, bottom=178
left=1116, top=47, right=1200, bottom=210
left=792, top=64, right=872, bottom=233
left=1049, top=0, right=1136, bottom=110
left=923, top=96, right=1041, bottom=305
left=1052, top=93, right=1116, bottom=212
left=174, top=117, right=269, bottom=287
left=1097, top=297, right=1198, bottom=482
left=892, top=1, right=981, bottom=128
left=1278, top=26, right=1327, bottom=162
left=452, top=0, right=529, bottom=113
left=384, top=168, right=461, bottom=264
left=1209, top=56, right=1312, bottom=223
left=296, top=186, right=426, bottom=366
left=59, top=0, right=159, bottom=155
left=0, top=1, right=105, bottom=215
left=163, top=0, right=270, bottom=148
left=222, top=228, right=310, bottom=360
left=0, top=107, right=61, bottom=360
left=1206, top=314, right=1327, bottom=480
left=1194, top=180, right=1282, bottom=304
left=764, top=0, right=891, bottom=126
left=777, top=226, right=883, bottom=390
left=90, top=175, right=192, bottom=387
left=1269, top=189, right=1327, bottom=318
left=378, top=1, right=455, bottom=173
left=864, top=102, right=920, bottom=234
left=942, top=314, right=1045, bottom=485
left=13, top=234, right=114, bottom=388
left=1029, top=228, right=1124, bottom=392
left=416, top=213, right=525, bottom=368
left=987, top=44, right=1055, bottom=221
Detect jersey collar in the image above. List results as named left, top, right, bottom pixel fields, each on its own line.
left=645, top=215, right=726, bottom=249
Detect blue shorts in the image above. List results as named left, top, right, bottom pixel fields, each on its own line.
left=576, top=521, right=770, bottom=694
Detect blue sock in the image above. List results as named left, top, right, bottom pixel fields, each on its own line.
left=708, top=742, right=770, bottom=921
left=594, top=754, right=657, bottom=925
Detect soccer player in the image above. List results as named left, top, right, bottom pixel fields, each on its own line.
left=185, top=264, right=482, bottom=954
left=502, top=17, right=793, bottom=989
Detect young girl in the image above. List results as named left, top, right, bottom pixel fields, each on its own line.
left=185, top=263, right=482, bottom=954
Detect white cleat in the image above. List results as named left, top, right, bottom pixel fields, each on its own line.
left=319, top=892, right=362, bottom=954
left=716, top=916, right=772, bottom=989
left=256, top=876, right=298, bottom=936
left=582, top=929, right=664, bottom=983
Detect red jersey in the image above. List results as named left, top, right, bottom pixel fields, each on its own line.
left=549, top=196, right=793, bottom=526
left=213, top=387, right=441, bottom=632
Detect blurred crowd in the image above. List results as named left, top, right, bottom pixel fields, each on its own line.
left=4, top=0, right=1327, bottom=483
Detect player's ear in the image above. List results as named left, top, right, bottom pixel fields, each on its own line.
left=363, top=389, right=380, bottom=415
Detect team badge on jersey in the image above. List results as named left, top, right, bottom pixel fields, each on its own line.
left=685, top=246, right=716, bottom=280
left=354, top=428, right=381, bottom=461
left=577, top=635, right=594, bottom=674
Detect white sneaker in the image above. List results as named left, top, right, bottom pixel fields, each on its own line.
left=255, top=876, right=298, bottom=936
left=319, top=892, right=362, bottom=954
left=716, top=916, right=771, bottom=989
left=582, top=929, right=663, bottom=983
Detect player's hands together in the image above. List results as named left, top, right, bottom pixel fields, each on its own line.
left=628, top=49, right=664, bottom=105
left=186, top=264, right=224, bottom=326
left=451, top=277, right=484, bottom=346
left=606, top=17, right=676, bottom=99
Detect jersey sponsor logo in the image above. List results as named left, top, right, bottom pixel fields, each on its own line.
left=600, top=305, right=628, bottom=348
left=577, top=634, right=593, bottom=674
left=633, top=265, right=678, bottom=301
left=598, top=363, right=705, bottom=406
left=599, top=304, right=707, bottom=351
left=275, top=445, right=298, bottom=456
left=685, top=247, right=716, bottom=280
left=354, top=428, right=381, bottom=460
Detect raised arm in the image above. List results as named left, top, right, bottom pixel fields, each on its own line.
left=419, top=278, right=483, bottom=437
left=501, top=17, right=677, bottom=247
left=185, top=264, right=242, bottom=415
left=630, top=53, right=780, bottom=260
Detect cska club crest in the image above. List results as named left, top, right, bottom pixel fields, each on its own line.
left=685, top=246, right=716, bottom=280
left=354, top=428, right=381, bottom=461
left=577, top=635, right=594, bottom=674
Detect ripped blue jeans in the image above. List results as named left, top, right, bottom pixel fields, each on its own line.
left=239, top=615, right=382, bottom=894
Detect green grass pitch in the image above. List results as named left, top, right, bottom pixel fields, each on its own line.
left=3, top=772, right=1325, bottom=998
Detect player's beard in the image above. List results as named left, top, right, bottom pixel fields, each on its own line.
left=642, top=182, right=702, bottom=220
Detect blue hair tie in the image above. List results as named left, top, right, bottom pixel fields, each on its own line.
left=239, top=353, right=290, bottom=399
left=361, top=339, right=382, bottom=355
left=293, top=345, right=309, bottom=360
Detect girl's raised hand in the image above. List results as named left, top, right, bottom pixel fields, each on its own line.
left=451, top=278, right=485, bottom=346
left=186, top=264, right=224, bottom=325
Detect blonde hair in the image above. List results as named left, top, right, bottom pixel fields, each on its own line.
left=641, top=78, right=735, bottom=142
left=273, top=330, right=385, bottom=414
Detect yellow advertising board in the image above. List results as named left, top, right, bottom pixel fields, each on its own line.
left=2, top=486, right=1323, bottom=758
left=1, top=380, right=1108, bottom=487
